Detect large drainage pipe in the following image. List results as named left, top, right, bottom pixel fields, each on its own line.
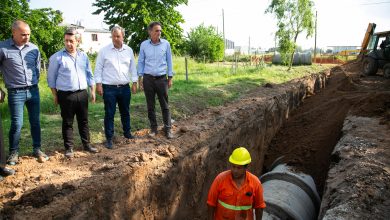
left=260, top=164, right=321, bottom=220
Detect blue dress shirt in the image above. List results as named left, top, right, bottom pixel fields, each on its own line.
left=47, top=49, right=94, bottom=91
left=0, top=38, right=40, bottom=89
left=137, top=39, right=173, bottom=77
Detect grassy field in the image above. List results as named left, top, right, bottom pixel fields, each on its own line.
left=0, top=57, right=333, bottom=155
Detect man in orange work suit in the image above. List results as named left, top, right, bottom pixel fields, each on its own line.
left=207, top=147, right=266, bottom=220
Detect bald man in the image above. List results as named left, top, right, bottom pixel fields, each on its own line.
left=0, top=20, right=48, bottom=166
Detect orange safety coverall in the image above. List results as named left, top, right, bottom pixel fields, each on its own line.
left=207, top=170, right=266, bottom=220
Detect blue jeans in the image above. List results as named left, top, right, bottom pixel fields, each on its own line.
left=103, top=84, right=131, bottom=140
left=7, top=86, right=41, bottom=153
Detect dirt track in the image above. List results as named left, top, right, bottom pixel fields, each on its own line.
left=0, top=62, right=389, bottom=219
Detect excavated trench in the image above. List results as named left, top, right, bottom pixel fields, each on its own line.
left=1, top=62, right=389, bottom=219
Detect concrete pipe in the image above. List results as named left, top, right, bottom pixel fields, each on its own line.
left=260, top=164, right=321, bottom=220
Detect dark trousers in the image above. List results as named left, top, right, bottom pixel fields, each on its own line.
left=143, top=74, right=171, bottom=131
left=57, top=90, right=90, bottom=150
left=102, top=84, right=131, bottom=140
left=0, top=113, right=6, bottom=167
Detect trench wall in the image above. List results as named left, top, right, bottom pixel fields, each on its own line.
left=5, top=71, right=330, bottom=220
left=319, top=116, right=390, bottom=219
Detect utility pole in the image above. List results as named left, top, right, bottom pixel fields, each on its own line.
left=248, top=36, right=251, bottom=55
left=274, top=33, right=277, bottom=56
left=222, top=8, right=225, bottom=60
left=314, top=11, right=318, bottom=63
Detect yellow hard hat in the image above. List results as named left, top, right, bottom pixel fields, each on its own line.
left=229, top=147, right=251, bottom=165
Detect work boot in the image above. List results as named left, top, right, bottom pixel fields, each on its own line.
left=33, top=149, right=49, bottom=162
left=165, top=130, right=174, bottom=139
left=7, top=151, right=19, bottom=166
left=105, top=140, right=113, bottom=149
left=148, top=128, right=158, bottom=138
left=65, top=148, right=74, bottom=158
left=83, top=144, right=98, bottom=153
left=0, top=167, right=15, bottom=176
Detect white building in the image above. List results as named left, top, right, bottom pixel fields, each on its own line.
left=65, top=24, right=111, bottom=53
left=79, top=28, right=111, bottom=53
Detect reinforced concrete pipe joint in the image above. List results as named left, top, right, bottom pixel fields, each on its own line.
left=260, top=164, right=321, bottom=220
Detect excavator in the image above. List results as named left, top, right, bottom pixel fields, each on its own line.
left=359, top=23, right=390, bottom=78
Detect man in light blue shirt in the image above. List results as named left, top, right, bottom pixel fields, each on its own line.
left=94, top=26, right=138, bottom=149
left=138, top=21, right=174, bottom=139
left=47, top=28, right=97, bottom=158
left=0, top=20, right=48, bottom=165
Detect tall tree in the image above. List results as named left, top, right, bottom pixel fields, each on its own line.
left=27, top=8, right=64, bottom=61
left=93, top=0, right=188, bottom=53
left=185, top=24, right=224, bottom=62
left=0, top=0, right=29, bottom=41
left=266, top=0, right=314, bottom=70
left=0, top=0, right=64, bottom=61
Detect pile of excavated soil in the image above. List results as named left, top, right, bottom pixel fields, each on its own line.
left=264, top=61, right=390, bottom=200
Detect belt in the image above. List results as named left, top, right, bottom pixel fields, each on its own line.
left=102, top=84, right=129, bottom=88
left=144, top=74, right=166, bottom=79
left=8, top=84, right=37, bottom=91
left=57, top=89, right=86, bottom=94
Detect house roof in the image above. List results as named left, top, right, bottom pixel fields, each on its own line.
left=85, top=29, right=110, bottom=33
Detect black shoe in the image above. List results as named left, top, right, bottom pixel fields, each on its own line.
left=125, top=133, right=135, bottom=139
left=65, top=148, right=74, bottom=158
left=0, top=167, right=15, bottom=176
left=105, top=140, right=113, bottom=149
left=83, top=144, right=98, bottom=153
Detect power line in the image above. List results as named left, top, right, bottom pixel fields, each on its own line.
left=360, top=1, right=390, bottom=5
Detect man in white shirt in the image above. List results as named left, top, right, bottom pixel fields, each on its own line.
left=94, top=26, right=138, bottom=149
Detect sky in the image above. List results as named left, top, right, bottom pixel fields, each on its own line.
left=29, top=0, right=390, bottom=50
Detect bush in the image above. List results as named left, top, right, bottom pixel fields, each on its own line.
left=184, top=24, right=224, bottom=63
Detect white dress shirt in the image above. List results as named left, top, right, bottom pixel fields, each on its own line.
left=94, top=43, right=138, bottom=85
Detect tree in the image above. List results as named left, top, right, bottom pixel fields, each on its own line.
left=0, top=0, right=64, bottom=61
left=266, top=0, right=315, bottom=70
left=0, top=0, right=29, bottom=41
left=27, top=8, right=64, bottom=61
left=185, top=24, right=224, bottom=62
left=93, top=0, right=188, bottom=53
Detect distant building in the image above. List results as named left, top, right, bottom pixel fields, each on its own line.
left=79, top=28, right=111, bottom=53
left=64, top=23, right=111, bottom=53
left=328, top=46, right=359, bottom=53
left=233, top=46, right=262, bottom=55
left=225, top=39, right=235, bottom=55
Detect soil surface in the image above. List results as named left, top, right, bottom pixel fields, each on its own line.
left=264, top=62, right=390, bottom=210
left=0, top=61, right=389, bottom=219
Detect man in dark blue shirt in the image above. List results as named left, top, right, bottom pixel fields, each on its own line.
left=0, top=20, right=48, bottom=165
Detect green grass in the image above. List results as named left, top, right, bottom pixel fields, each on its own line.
left=0, top=56, right=333, bottom=155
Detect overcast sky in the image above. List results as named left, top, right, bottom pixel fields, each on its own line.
left=29, top=0, right=390, bottom=49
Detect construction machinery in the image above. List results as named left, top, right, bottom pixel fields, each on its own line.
left=359, top=23, right=390, bottom=78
